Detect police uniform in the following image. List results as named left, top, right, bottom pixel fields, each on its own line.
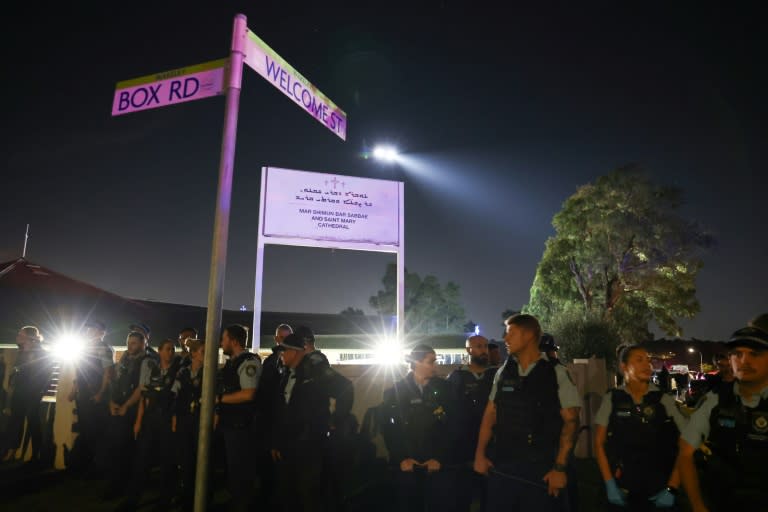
left=682, top=381, right=768, bottom=509
left=447, top=365, right=494, bottom=511
left=172, top=363, right=204, bottom=509
left=70, top=337, right=114, bottom=471
left=380, top=372, right=455, bottom=512
left=595, top=383, right=687, bottom=509
left=123, top=355, right=183, bottom=509
left=217, top=350, right=261, bottom=511
left=486, top=353, right=581, bottom=511
left=273, top=348, right=354, bottom=512
left=99, top=350, right=153, bottom=497
left=5, top=343, right=53, bottom=462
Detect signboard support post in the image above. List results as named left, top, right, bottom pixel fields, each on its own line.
left=194, top=13, right=246, bottom=512
left=396, top=182, right=405, bottom=342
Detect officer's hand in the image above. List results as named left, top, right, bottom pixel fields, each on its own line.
left=424, top=459, right=441, bottom=472
left=117, top=404, right=128, bottom=417
left=271, top=449, right=282, bottom=462
left=133, top=421, right=141, bottom=440
left=109, top=401, right=120, bottom=416
left=543, top=469, right=567, bottom=497
left=400, top=458, right=418, bottom=472
left=92, top=391, right=103, bottom=403
left=604, top=479, right=627, bottom=506
left=473, top=454, right=493, bottom=475
left=648, top=488, right=676, bottom=508
left=171, top=416, right=177, bottom=433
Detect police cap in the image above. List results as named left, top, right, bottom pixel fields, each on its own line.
left=728, top=326, right=768, bottom=350
left=275, top=333, right=305, bottom=351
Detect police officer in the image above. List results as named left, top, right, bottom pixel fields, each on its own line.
left=594, top=345, right=687, bottom=510
left=100, top=330, right=154, bottom=500
left=216, top=324, right=261, bottom=512
left=678, top=325, right=768, bottom=511
left=380, top=344, right=454, bottom=512
left=474, top=314, right=581, bottom=512
left=177, top=327, right=198, bottom=366
left=116, top=338, right=182, bottom=511
left=172, top=338, right=205, bottom=510
left=254, top=323, right=292, bottom=506
left=539, top=333, right=560, bottom=364
left=67, top=320, right=114, bottom=472
left=129, top=322, right=159, bottom=363
left=272, top=331, right=354, bottom=512
left=294, top=325, right=356, bottom=510
left=487, top=342, right=502, bottom=367
left=2, top=326, right=53, bottom=463
left=447, top=335, right=494, bottom=511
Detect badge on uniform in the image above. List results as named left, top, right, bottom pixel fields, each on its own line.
left=410, top=398, right=422, bottom=405
left=752, top=412, right=768, bottom=434
left=246, top=365, right=257, bottom=377
left=642, top=405, right=656, bottom=421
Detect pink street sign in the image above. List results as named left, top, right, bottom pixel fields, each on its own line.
left=244, top=30, right=347, bottom=140
left=112, top=59, right=227, bottom=116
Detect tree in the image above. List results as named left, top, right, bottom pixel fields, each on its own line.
left=526, top=167, right=713, bottom=344
left=549, top=312, right=621, bottom=366
left=369, top=263, right=466, bottom=333
left=340, top=307, right=365, bottom=316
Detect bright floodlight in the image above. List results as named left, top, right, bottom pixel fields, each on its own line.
left=375, top=337, right=404, bottom=365
left=53, top=333, right=85, bottom=363
left=688, top=348, right=695, bottom=353
left=372, top=145, right=399, bottom=162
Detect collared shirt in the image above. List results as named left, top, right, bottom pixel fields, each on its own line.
left=237, top=355, right=262, bottom=389
left=488, top=353, right=581, bottom=409
left=681, top=382, right=768, bottom=448
left=594, top=383, right=688, bottom=431
left=283, top=368, right=297, bottom=404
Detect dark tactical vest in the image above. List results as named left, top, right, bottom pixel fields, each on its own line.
left=493, top=357, right=562, bottom=464
left=381, top=374, right=451, bottom=464
left=76, top=341, right=113, bottom=398
left=175, top=365, right=204, bottom=417
left=217, top=351, right=260, bottom=427
left=606, top=389, right=679, bottom=496
left=112, top=352, right=147, bottom=405
left=451, top=367, right=494, bottom=461
left=143, top=356, right=182, bottom=416
left=704, top=384, right=768, bottom=495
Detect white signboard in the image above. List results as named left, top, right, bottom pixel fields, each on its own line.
left=262, top=167, right=401, bottom=246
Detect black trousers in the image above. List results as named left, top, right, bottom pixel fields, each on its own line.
left=274, top=443, right=326, bottom=512
left=126, top=410, right=176, bottom=504
left=175, top=414, right=200, bottom=508
left=395, top=467, right=456, bottom=512
left=485, top=463, right=565, bottom=512
left=220, top=423, right=257, bottom=511
left=96, top=409, right=137, bottom=491
left=68, top=397, right=108, bottom=471
left=4, top=391, right=43, bottom=460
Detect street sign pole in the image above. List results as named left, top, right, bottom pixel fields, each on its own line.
left=194, top=13, right=247, bottom=512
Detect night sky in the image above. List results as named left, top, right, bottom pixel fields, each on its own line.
left=1, top=3, right=765, bottom=341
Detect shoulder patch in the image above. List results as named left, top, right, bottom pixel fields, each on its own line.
left=245, top=364, right=258, bottom=377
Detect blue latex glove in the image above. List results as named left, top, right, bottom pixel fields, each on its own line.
left=649, top=488, right=676, bottom=508
left=605, top=479, right=627, bottom=506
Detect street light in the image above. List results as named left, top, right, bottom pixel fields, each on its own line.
left=372, top=145, right=399, bottom=162
left=688, top=347, right=703, bottom=373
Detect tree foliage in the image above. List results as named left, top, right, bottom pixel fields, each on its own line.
left=369, top=263, right=466, bottom=333
left=526, top=168, right=713, bottom=344
left=549, top=312, right=621, bottom=366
